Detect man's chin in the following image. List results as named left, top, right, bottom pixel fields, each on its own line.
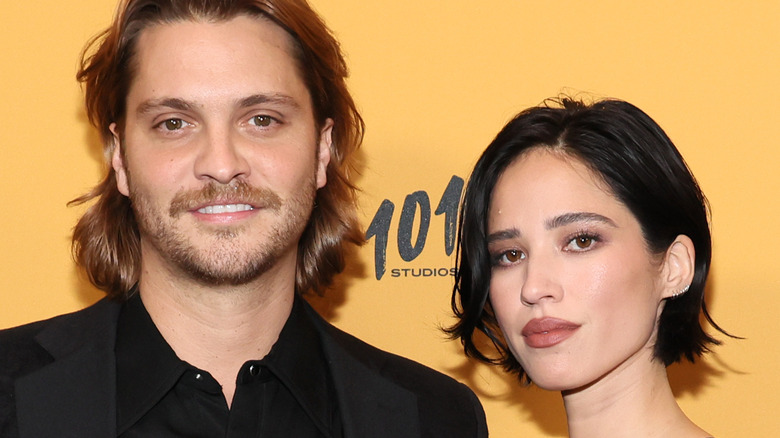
left=183, top=265, right=270, bottom=287
left=168, top=250, right=276, bottom=287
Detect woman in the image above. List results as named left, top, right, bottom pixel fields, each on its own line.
left=449, top=97, right=728, bottom=437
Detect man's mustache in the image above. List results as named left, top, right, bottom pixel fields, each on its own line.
left=168, top=181, right=282, bottom=218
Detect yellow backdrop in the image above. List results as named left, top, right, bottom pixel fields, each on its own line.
left=1, top=1, right=778, bottom=436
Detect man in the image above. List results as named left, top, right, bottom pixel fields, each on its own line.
left=0, top=1, right=488, bottom=437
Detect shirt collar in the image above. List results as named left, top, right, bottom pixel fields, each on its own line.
left=115, top=290, right=187, bottom=433
left=115, top=290, right=337, bottom=434
left=263, top=295, right=339, bottom=433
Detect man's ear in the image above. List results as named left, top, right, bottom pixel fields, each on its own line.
left=110, top=123, right=130, bottom=197
left=315, top=118, right=333, bottom=189
left=661, top=234, right=696, bottom=299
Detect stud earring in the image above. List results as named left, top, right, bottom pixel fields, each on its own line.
left=672, top=284, right=690, bottom=299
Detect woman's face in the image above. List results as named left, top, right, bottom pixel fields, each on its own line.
left=487, top=148, right=668, bottom=391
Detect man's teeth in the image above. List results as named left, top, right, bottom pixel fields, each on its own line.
left=197, top=204, right=254, bottom=214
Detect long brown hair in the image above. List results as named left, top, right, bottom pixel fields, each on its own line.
left=71, top=0, right=364, bottom=299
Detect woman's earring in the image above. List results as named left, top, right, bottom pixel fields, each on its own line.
left=672, top=284, right=690, bottom=299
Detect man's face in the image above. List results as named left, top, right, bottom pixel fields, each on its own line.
left=111, top=15, right=332, bottom=286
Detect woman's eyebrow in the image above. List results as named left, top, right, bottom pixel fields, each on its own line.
left=545, top=212, right=617, bottom=230
left=487, top=212, right=616, bottom=244
left=487, top=228, right=520, bottom=244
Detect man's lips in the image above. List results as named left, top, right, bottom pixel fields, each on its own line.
left=521, top=317, right=580, bottom=348
left=168, top=181, right=281, bottom=218
left=194, top=203, right=255, bottom=214
left=188, top=201, right=259, bottom=225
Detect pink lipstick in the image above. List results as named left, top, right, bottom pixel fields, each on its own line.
left=521, top=317, right=580, bottom=348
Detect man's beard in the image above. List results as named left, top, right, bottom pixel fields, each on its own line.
left=129, top=178, right=316, bottom=286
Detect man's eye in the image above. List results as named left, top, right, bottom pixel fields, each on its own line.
left=161, top=119, right=187, bottom=131
left=250, top=115, right=274, bottom=127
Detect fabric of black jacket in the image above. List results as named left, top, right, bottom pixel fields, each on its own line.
left=0, top=298, right=488, bottom=438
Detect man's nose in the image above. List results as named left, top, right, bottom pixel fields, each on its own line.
left=194, top=128, right=250, bottom=184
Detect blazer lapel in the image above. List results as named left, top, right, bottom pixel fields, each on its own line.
left=327, top=349, right=420, bottom=438
left=15, top=299, right=119, bottom=438
left=305, top=304, right=421, bottom=438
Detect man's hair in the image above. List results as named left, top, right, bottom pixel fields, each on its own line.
left=448, top=97, right=731, bottom=382
left=71, top=0, right=364, bottom=299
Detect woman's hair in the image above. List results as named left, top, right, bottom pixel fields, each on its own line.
left=70, top=0, right=364, bottom=299
left=448, top=96, right=728, bottom=380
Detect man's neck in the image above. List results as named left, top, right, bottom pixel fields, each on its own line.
left=137, top=262, right=296, bottom=407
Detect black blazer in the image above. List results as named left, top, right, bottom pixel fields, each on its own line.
left=0, top=299, right=488, bottom=438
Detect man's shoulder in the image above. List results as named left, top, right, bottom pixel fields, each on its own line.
left=0, top=319, right=52, bottom=380
left=0, top=299, right=120, bottom=376
left=323, top=319, right=460, bottom=387
left=303, top=303, right=451, bottom=382
left=0, top=299, right=120, bottom=437
left=302, top=302, right=488, bottom=437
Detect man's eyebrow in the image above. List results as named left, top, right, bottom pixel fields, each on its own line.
left=136, top=97, right=194, bottom=116
left=545, top=212, right=617, bottom=229
left=238, top=93, right=300, bottom=109
left=135, top=94, right=300, bottom=116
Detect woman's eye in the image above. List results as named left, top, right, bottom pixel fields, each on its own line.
left=566, top=234, right=598, bottom=251
left=495, top=249, right=525, bottom=266
left=250, top=115, right=274, bottom=127
left=161, top=118, right=188, bottom=131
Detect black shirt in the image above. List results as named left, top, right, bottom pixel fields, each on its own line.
left=114, top=292, right=343, bottom=437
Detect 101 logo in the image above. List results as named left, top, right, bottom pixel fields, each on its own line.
left=365, top=175, right=464, bottom=280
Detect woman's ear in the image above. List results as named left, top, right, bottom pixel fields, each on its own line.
left=661, top=234, right=695, bottom=300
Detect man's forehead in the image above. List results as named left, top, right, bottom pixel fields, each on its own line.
left=128, top=14, right=301, bottom=81
left=125, top=15, right=309, bottom=109
left=133, top=14, right=294, bottom=53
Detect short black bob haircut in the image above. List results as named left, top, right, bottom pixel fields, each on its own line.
left=448, top=96, right=729, bottom=381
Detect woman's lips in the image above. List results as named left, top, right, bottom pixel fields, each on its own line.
left=521, top=317, right=580, bottom=348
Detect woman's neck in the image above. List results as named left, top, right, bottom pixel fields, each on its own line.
left=561, top=353, right=710, bottom=438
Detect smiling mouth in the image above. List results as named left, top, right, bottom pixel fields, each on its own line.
left=196, top=204, right=255, bottom=214
left=169, top=181, right=282, bottom=219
